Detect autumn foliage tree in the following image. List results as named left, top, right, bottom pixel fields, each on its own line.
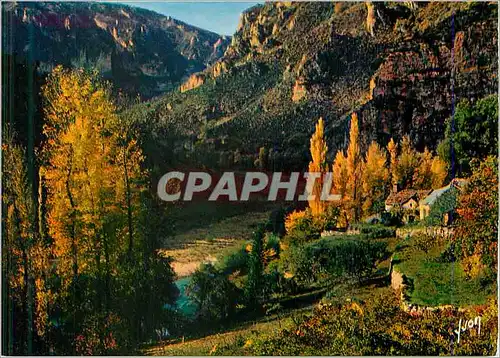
left=308, top=117, right=328, bottom=216
left=345, top=113, right=363, bottom=222
left=362, top=141, right=388, bottom=216
left=396, top=135, right=419, bottom=189
left=455, top=156, right=498, bottom=280
left=40, top=66, right=177, bottom=354
left=430, top=156, right=448, bottom=189
left=387, top=138, right=399, bottom=186
left=2, top=130, right=50, bottom=355
left=332, top=151, right=347, bottom=200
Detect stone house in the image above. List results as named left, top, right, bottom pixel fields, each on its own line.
left=385, top=184, right=431, bottom=223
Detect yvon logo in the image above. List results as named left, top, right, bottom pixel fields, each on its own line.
left=454, top=316, right=481, bottom=343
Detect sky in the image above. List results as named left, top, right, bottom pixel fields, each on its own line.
left=126, top=2, right=259, bottom=36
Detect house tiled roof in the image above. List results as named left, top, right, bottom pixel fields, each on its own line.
left=385, top=189, right=432, bottom=206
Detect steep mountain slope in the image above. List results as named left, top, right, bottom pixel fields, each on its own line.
left=1, top=2, right=230, bottom=98
left=130, top=1, right=497, bottom=170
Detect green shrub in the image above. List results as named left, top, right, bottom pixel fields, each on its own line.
left=217, top=245, right=249, bottom=275
left=280, top=237, right=387, bottom=286
left=308, top=238, right=388, bottom=282
left=413, top=233, right=436, bottom=253
left=186, top=264, right=241, bottom=323
left=380, top=211, right=403, bottom=226
left=357, top=224, right=396, bottom=239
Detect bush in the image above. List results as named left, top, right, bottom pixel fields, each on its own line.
left=217, top=245, right=249, bottom=275
left=413, top=233, right=435, bottom=253
left=313, top=205, right=341, bottom=231
left=186, top=264, right=241, bottom=323
left=265, top=206, right=291, bottom=236
left=284, top=210, right=321, bottom=243
left=380, top=211, right=403, bottom=226
left=308, top=238, right=388, bottom=282
left=240, top=292, right=498, bottom=356
left=284, top=206, right=340, bottom=244
left=278, top=244, right=315, bottom=287
left=280, top=237, right=388, bottom=286
left=358, top=225, right=396, bottom=239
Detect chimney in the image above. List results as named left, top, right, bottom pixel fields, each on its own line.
left=393, top=183, right=399, bottom=193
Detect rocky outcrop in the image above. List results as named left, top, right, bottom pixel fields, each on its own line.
left=180, top=73, right=205, bottom=93
left=129, top=2, right=497, bottom=165
left=2, top=2, right=230, bottom=98
left=211, top=61, right=228, bottom=78
left=292, top=79, right=307, bottom=102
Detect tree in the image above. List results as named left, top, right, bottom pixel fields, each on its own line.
left=387, top=138, right=399, bottom=186
left=430, top=156, right=448, bottom=189
left=2, top=133, right=49, bottom=355
left=187, top=264, right=240, bottom=323
left=413, top=147, right=433, bottom=189
left=455, top=156, right=497, bottom=280
left=362, top=141, right=389, bottom=216
left=365, top=2, right=376, bottom=36
left=396, top=135, right=419, bottom=189
left=345, top=113, right=363, bottom=222
left=332, top=151, right=348, bottom=200
left=437, top=95, right=498, bottom=175
left=308, top=118, right=328, bottom=216
left=40, top=66, right=175, bottom=353
left=255, top=146, right=268, bottom=170
left=245, top=226, right=265, bottom=306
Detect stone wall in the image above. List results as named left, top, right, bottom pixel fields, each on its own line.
left=391, top=262, right=465, bottom=317
left=396, top=226, right=454, bottom=239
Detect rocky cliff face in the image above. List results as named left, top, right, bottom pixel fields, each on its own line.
left=164, top=1, right=496, bottom=167
left=2, top=2, right=230, bottom=98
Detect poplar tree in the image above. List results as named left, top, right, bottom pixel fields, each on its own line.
left=332, top=151, right=348, bottom=200
left=308, top=118, right=328, bottom=216
left=345, top=113, right=363, bottom=222
left=362, top=141, right=389, bottom=216
left=396, top=135, right=419, bottom=189
left=387, top=138, right=399, bottom=187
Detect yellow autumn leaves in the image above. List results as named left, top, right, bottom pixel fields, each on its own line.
left=307, top=113, right=448, bottom=223
left=41, top=66, right=146, bottom=290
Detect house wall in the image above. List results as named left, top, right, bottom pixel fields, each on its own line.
left=419, top=204, right=430, bottom=220
left=402, top=198, right=418, bottom=210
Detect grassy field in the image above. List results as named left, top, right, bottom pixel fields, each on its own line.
left=394, top=234, right=495, bottom=307
left=145, top=234, right=400, bottom=356
left=142, top=306, right=308, bottom=356
left=160, top=201, right=281, bottom=276
left=143, top=283, right=396, bottom=356
left=150, top=214, right=495, bottom=355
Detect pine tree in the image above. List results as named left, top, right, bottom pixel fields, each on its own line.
left=245, top=226, right=265, bottom=307
left=308, top=118, right=328, bottom=216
